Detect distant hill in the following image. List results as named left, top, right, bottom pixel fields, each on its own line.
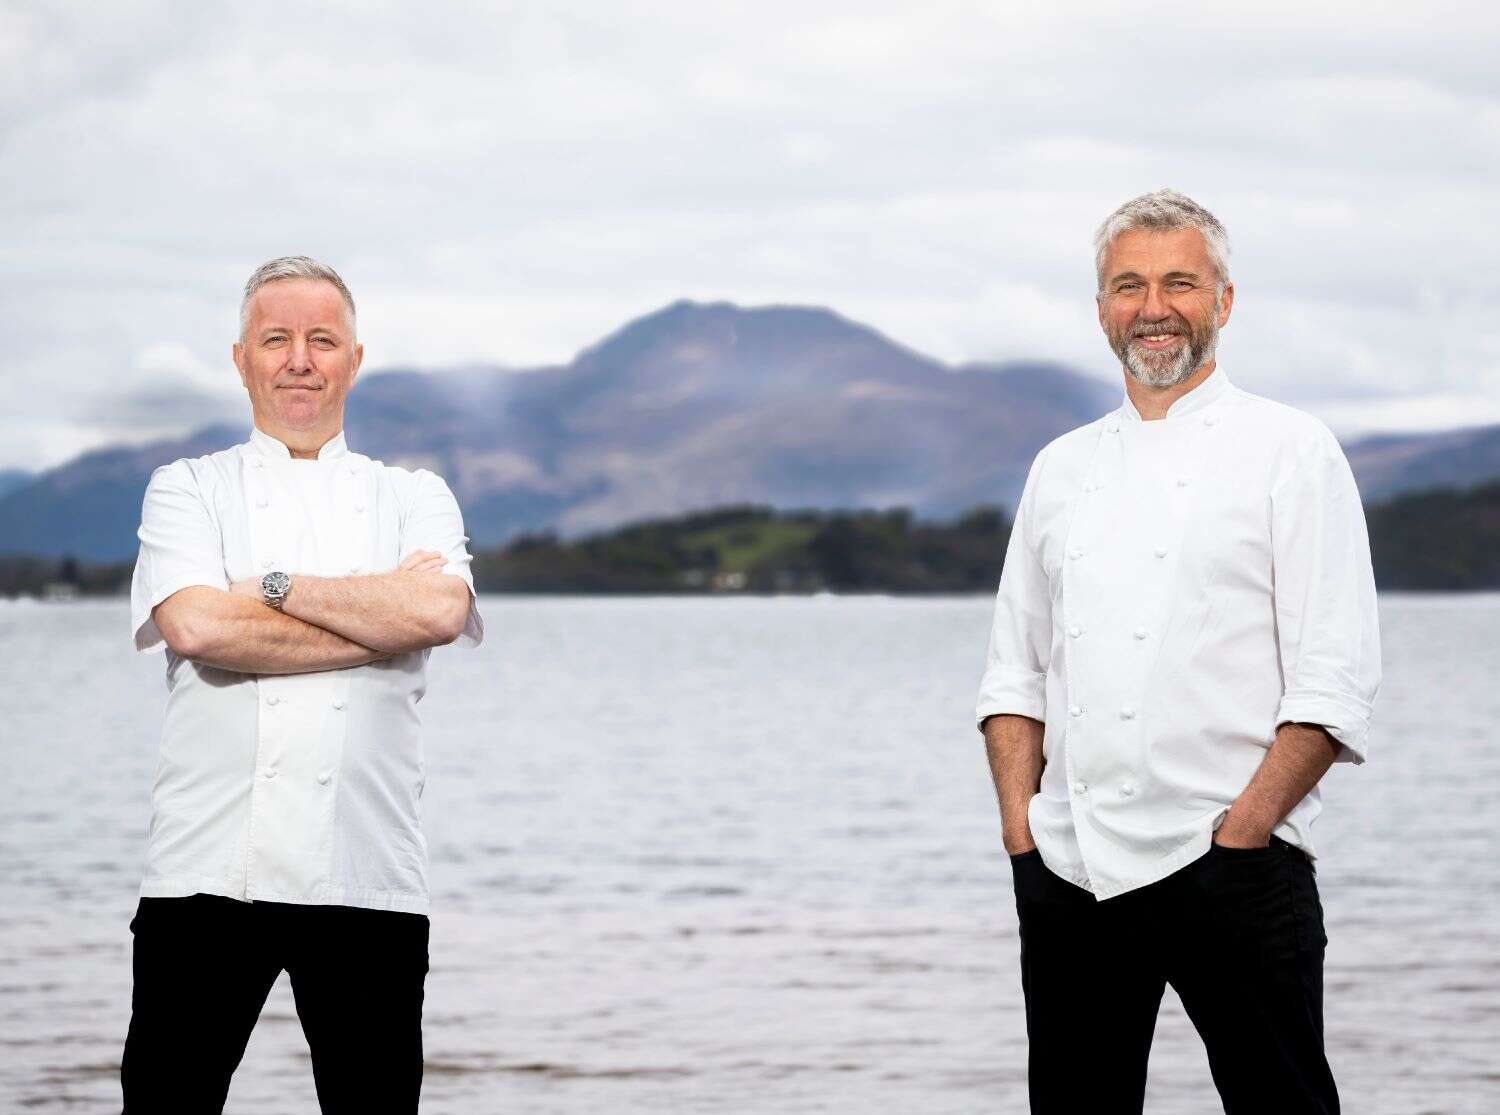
left=3, top=298, right=1497, bottom=562
left=1341, top=424, right=1500, bottom=503
left=0, top=301, right=1116, bottom=560
left=0, top=470, right=30, bottom=500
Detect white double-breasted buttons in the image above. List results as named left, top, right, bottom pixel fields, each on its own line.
left=332, top=698, right=345, bottom=710
left=1120, top=706, right=1137, bottom=720
left=317, top=771, right=332, bottom=785
left=1067, top=625, right=1083, bottom=638
left=1154, top=545, right=1168, bottom=558
left=1069, top=705, right=1085, bottom=718
left=1133, top=626, right=1149, bottom=640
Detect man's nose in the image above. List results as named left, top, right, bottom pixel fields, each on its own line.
left=1140, top=283, right=1171, bottom=321
left=285, top=338, right=314, bottom=373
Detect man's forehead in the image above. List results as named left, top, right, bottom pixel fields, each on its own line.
left=248, top=279, right=349, bottom=325
left=1104, top=227, right=1211, bottom=270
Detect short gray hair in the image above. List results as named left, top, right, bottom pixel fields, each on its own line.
left=1093, top=189, right=1231, bottom=292
left=239, top=256, right=357, bottom=337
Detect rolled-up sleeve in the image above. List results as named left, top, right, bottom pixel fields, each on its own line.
left=975, top=447, right=1053, bottom=729
left=131, top=461, right=228, bottom=653
left=401, top=469, right=484, bottom=648
left=1270, top=428, right=1382, bottom=763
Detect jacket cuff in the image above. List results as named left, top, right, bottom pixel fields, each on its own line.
left=976, top=671, right=1046, bottom=731
left=1275, top=687, right=1372, bottom=765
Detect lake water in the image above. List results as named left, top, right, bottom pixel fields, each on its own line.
left=1, top=595, right=1497, bottom=1113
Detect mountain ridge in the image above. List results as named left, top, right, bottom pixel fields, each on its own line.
left=2, top=300, right=1494, bottom=560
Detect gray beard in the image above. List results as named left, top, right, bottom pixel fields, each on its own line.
left=1121, top=321, right=1220, bottom=388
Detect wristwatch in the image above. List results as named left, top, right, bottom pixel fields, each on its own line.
left=260, top=570, right=292, bottom=609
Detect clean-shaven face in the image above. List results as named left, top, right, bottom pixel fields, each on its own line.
left=233, top=278, right=363, bottom=434
left=1097, top=227, right=1232, bottom=388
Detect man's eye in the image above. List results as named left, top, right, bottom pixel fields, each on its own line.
left=1116, top=284, right=1141, bottom=294
left=1168, top=281, right=1194, bottom=291
left=314, top=337, right=336, bottom=347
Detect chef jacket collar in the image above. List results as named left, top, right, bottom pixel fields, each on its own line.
left=1118, top=363, right=1230, bottom=423
left=248, top=425, right=350, bottom=461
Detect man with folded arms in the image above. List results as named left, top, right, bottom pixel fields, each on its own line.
left=122, top=256, right=483, bottom=1113
left=977, top=190, right=1380, bottom=1114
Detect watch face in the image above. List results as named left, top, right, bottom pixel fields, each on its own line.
left=262, top=571, right=291, bottom=596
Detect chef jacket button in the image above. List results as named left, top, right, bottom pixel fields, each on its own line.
left=317, top=770, right=332, bottom=785
left=1204, top=415, right=1218, bottom=427
left=1084, top=482, right=1098, bottom=493
left=332, top=698, right=345, bottom=710
left=265, top=694, right=280, bottom=706
left=349, top=563, right=363, bottom=574
left=1068, top=548, right=1083, bottom=560
left=1067, top=625, right=1082, bottom=638
left=1133, top=626, right=1149, bottom=640
left=249, top=457, right=263, bottom=469
left=256, top=495, right=269, bottom=508
left=1121, top=782, right=1136, bottom=797
left=259, top=559, right=273, bottom=571
left=353, top=502, right=366, bottom=513
left=1073, top=780, right=1088, bottom=795
left=1154, top=545, right=1168, bottom=558
left=1120, top=706, right=1136, bottom=720
left=1107, top=423, right=1120, bottom=433
left=264, top=767, right=278, bottom=780
left=1068, top=705, right=1084, bottom=718
left=1176, top=476, right=1190, bottom=487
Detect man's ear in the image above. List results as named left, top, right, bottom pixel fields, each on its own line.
left=232, top=342, right=249, bottom=389
left=350, top=342, right=364, bottom=386
left=1217, top=282, right=1235, bottom=328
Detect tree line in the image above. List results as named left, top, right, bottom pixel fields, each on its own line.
left=4, top=480, right=1500, bottom=598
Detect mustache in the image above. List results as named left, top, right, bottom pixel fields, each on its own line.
left=1128, top=319, right=1189, bottom=337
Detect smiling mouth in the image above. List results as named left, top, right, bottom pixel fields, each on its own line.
left=1132, top=333, right=1183, bottom=346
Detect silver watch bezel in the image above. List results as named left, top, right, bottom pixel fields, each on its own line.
left=260, top=570, right=291, bottom=609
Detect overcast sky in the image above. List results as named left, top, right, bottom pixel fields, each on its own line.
left=4, top=0, right=1498, bottom=470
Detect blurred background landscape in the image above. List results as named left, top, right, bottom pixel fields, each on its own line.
left=4, top=297, right=1500, bottom=594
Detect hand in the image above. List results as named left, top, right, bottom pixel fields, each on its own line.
left=399, top=550, right=446, bottom=574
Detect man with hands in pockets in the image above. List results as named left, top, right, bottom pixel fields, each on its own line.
left=121, top=256, right=483, bottom=1114
left=977, top=191, right=1380, bottom=1115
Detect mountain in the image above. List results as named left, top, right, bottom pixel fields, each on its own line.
left=6, top=299, right=1496, bottom=563
left=0, top=302, right=1118, bottom=560
left=1342, top=425, right=1500, bottom=503
left=0, top=470, right=30, bottom=500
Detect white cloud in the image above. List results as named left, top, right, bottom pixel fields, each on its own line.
left=2, top=0, right=1498, bottom=468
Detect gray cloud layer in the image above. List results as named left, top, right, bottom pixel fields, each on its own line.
left=3, top=0, right=1498, bottom=468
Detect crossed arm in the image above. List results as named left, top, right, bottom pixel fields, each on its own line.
left=153, top=550, right=472, bottom=675
left=981, top=713, right=1340, bottom=853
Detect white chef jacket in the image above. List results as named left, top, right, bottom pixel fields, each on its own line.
left=976, top=366, right=1380, bottom=900
left=130, top=426, right=483, bottom=914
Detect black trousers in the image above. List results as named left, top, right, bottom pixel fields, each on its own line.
left=1012, top=838, right=1337, bottom=1115
left=120, top=894, right=429, bottom=1114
